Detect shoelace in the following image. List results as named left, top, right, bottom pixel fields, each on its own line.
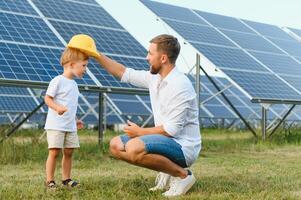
left=168, top=178, right=180, bottom=193
left=155, top=173, right=166, bottom=187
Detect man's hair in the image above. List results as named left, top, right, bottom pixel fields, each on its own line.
left=60, top=47, right=89, bottom=66
left=150, top=34, right=181, bottom=64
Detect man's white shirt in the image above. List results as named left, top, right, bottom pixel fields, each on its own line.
left=121, top=67, right=201, bottom=166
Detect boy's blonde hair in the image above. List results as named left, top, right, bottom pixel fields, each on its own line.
left=60, top=47, right=89, bottom=66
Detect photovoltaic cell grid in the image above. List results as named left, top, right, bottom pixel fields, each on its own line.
left=49, top=20, right=146, bottom=58
left=242, top=21, right=301, bottom=93
left=0, top=0, right=153, bottom=124
left=197, top=75, right=301, bottom=121
left=141, top=0, right=301, bottom=102
left=0, top=0, right=149, bottom=88
left=289, top=27, right=301, bottom=39
left=0, top=1, right=95, bottom=85
left=32, top=0, right=123, bottom=29
left=0, top=42, right=94, bottom=85
left=76, top=92, right=152, bottom=125
left=0, top=0, right=38, bottom=15
left=0, top=87, right=40, bottom=113
left=0, top=12, right=62, bottom=47
left=33, top=0, right=149, bottom=88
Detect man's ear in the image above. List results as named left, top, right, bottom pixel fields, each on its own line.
left=161, top=54, right=168, bottom=64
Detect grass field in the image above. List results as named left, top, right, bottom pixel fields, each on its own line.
left=0, top=128, right=301, bottom=199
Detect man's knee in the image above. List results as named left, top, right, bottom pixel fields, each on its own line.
left=125, top=138, right=146, bottom=164
left=109, top=136, right=124, bottom=156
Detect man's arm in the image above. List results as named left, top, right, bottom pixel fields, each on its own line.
left=95, top=53, right=151, bottom=89
left=95, top=53, right=126, bottom=79
left=124, top=120, right=171, bottom=138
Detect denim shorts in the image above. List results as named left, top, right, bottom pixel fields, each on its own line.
left=119, top=134, right=187, bottom=168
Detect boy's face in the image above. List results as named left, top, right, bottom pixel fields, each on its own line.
left=71, top=60, right=88, bottom=78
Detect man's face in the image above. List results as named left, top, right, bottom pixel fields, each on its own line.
left=146, top=43, right=165, bottom=74
left=71, top=60, right=88, bottom=78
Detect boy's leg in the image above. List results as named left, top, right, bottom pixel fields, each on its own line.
left=62, top=148, right=74, bottom=180
left=46, top=148, right=61, bottom=182
left=62, top=131, right=79, bottom=181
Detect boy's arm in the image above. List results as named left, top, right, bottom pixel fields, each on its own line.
left=44, top=95, right=68, bottom=115
left=76, top=117, right=84, bottom=129
left=95, top=53, right=126, bottom=79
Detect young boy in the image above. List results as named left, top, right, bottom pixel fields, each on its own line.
left=44, top=34, right=96, bottom=188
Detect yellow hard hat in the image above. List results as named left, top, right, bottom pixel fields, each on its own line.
left=67, top=34, right=99, bottom=57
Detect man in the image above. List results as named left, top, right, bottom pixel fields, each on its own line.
left=95, top=34, right=201, bottom=197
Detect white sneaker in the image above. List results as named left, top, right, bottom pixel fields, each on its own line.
left=162, top=172, right=196, bottom=197
left=149, top=172, right=171, bottom=191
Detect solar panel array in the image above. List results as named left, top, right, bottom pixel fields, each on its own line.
left=141, top=0, right=301, bottom=103
left=1, top=0, right=301, bottom=127
left=0, top=87, right=41, bottom=113
left=0, top=0, right=153, bottom=125
left=0, top=0, right=149, bottom=87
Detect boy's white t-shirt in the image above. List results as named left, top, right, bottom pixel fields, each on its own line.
left=44, top=75, right=79, bottom=132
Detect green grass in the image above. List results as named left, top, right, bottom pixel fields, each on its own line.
left=0, top=128, right=301, bottom=199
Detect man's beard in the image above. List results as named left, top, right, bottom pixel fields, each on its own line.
left=150, top=65, right=161, bottom=74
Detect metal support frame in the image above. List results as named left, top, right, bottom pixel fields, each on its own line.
left=260, top=104, right=296, bottom=140
left=98, top=92, right=104, bottom=149
left=261, top=106, right=268, bottom=141
left=0, top=101, right=45, bottom=143
left=197, top=54, right=258, bottom=138
left=0, top=79, right=149, bottom=145
left=195, top=54, right=201, bottom=125
left=268, top=104, right=296, bottom=138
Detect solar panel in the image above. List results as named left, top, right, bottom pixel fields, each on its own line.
left=0, top=0, right=38, bottom=15
left=164, top=19, right=236, bottom=47
left=0, top=114, right=10, bottom=124
left=192, top=43, right=267, bottom=71
left=141, top=0, right=301, bottom=102
left=70, top=0, right=99, bottom=6
left=242, top=20, right=295, bottom=41
left=140, top=0, right=207, bottom=25
left=0, top=0, right=155, bottom=126
left=0, top=12, right=62, bottom=47
left=49, top=20, right=146, bottom=57
left=195, top=10, right=254, bottom=34
left=0, top=0, right=149, bottom=89
left=268, top=38, right=301, bottom=57
left=32, top=0, right=122, bottom=29
left=108, top=94, right=151, bottom=115
left=221, top=29, right=283, bottom=54
left=248, top=51, right=301, bottom=76
left=0, top=86, right=40, bottom=113
left=0, top=42, right=95, bottom=84
left=288, top=27, right=301, bottom=38
left=222, top=69, right=301, bottom=100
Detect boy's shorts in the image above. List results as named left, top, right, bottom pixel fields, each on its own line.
left=46, top=130, right=80, bottom=149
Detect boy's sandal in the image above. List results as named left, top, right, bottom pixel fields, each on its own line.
left=62, top=179, right=79, bottom=187
left=46, top=180, right=57, bottom=189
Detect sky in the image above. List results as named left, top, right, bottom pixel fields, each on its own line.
left=155, top=0, right=301, bottom=29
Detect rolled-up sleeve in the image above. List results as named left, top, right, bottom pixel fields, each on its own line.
left=121, top=68, right=152, bottom=89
